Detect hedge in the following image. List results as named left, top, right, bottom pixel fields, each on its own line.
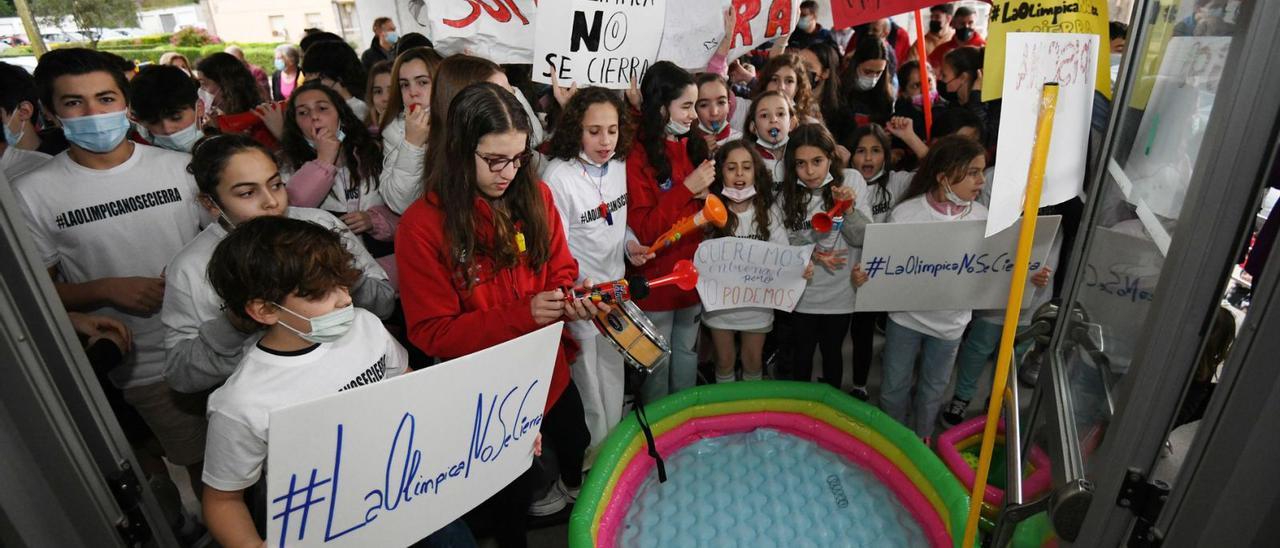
left=1, top=43, right=281, bottom=72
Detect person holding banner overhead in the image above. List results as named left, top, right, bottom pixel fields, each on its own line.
left=780, top=124, right=872, bottom=393
left=854, top=135, right=989, bottom=439
left=396, top=83, right=602, bottom=547
left=543, top=87, right=653, bottom=467
left=704, top=140, right=804, bottom=384
left=625, top=61, right=716, bottom=402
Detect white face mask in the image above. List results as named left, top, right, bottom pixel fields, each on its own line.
left=721, top=186, right=757, bottom=203
left=943, top=183, right=972, bottom=207
left=867, top=167, right=885, bottom=182
left=665, top=117, right=692, bottom=136
left=198, top=88, right=216, bottom=110
left=757, top=126, right=788, bottom=149
left=578, top=150, right=611, bottom=168
left=855, top=73, right=882, bottom=91
left=798, top=172, right=835, bottom=189
left=698, top=119, right=726, bottom=134
left=1109, top=52, right=1123, bottom=67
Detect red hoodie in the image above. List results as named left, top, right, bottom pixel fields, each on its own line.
left=396, top=183, right=579, bottom=412
left=625, top=136, right=701, bottom=312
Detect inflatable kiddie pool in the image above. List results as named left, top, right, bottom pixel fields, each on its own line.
left=568, top=382, right=976, bottom=547
left=935, top=416, right=1053, bottom=524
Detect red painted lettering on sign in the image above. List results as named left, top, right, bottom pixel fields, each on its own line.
left=443, top=0, right=530, bottom=29
left=763, top=0, right=793, bottom=38
left=731, top=0, right=762, bottom=48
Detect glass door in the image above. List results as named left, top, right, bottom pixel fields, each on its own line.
left=1028, top=0, right=1280, bottom=544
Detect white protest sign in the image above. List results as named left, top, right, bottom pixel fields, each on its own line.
left=987, top=33, right=1098, bottom=237
left=855, top=216, right=1061, bottom=312
left=533, top=0, right=667, bottom=89
left=265, top=324, right=562, bottom=548
left=1124, top=36, right=1231, bottom=219
left=1075, top=224, right=1162, bottom=373
left=694, top=237, right=814, bottom=312
left=655, top=0, right=798, bottom=70
left=406, top=0, right=537, bottom=63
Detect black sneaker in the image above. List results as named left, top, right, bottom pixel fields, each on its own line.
left=939, top=397, right=969, bottom=428
left=849, top=386, right=869, bottom=401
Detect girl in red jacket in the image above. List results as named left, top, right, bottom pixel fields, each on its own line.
left=626, top=61, right=716, bottom=402
left=396, top=82, right=602, bottom=547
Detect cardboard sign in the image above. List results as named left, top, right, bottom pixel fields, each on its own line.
left=655, top=0, right=798, bottom=70
left=1124, top=36, right=1231, bottom=220
left=694, top=237, right=814, bottom=313
left=986, top=33, right=1097, bottom=237
left=982, top=0, right=1111, bottom=102
left=406, top=0, right=537, bottom=63
left=1075, top=224, right=1162, bottom=373
left=830, top=0, right=937, bottom=29
left=533, top=0, right=667, bottom=89
left=855, top=216, right=1061, bottom=312
left=265, top=324, right=562, bottom=548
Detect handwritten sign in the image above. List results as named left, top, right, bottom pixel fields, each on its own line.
left=986, top=33, right=1097, bottom=238
left=694, top=237, right=814, bottom=313
left=1076, top=225, right=1162, bottom=372
left=406, top=0, right=537, bottom=63
left=982, top=0, right=1111, bottom=102
left=830, top=0, right=937, bottom=29
left=533, top=0, right=666, bottom=89
left=855, top=217, right=1061, bottom=312
left=264, top=324, right=562, bottom=548
left=1124, top=36, right=1230, bottom=220
left=655, top=0, right=798, bottom=70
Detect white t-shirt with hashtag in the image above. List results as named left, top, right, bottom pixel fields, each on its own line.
left=12, top=144, right=203, bottom=388
left=202, top=308, right=408, bottom=491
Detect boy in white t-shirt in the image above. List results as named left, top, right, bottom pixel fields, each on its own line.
left=201, top=215, right=419, bottom=547
left=162, top=133, right=394, bottom=394
left=13, top=48, right=207, bottom=491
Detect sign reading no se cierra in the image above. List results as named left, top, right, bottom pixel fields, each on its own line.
left=854, top=217, right=1061, bottom=312
left=694, top=237, right=814, bottom=313
left=264, top=324, right=562, bottom=548
left=533, top=0, right=667, bottom=89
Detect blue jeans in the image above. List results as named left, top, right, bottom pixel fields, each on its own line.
left=640, top=304, right=701, bottom=403
left=409, top=518, right=476, bottom=548
left=880, top=319, right=962, bottom=438
left=952, top=320, right=1034, bottom=402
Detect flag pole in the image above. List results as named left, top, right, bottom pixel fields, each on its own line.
left=912, top=9, right=934, bottom=139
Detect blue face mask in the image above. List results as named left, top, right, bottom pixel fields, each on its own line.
left=3, top=113, right=25, bottom=145
left=60, top=110, right=131, bottom=153
left=149, top=121, right=203, bottom=153
left=274, top=58, right=286, bottom=72
left=274, top=302, right=356, bottom=343
left=306, top=128, right=347, bottom=149
left=386, top=31, right=400, bottom=44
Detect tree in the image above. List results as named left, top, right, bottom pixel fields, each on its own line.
left=1, top=0, right=17, bottom=18
left=32, top=0, right=138, bottom=47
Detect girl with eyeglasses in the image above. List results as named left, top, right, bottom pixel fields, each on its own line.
left=396, top=82, right=604, bottom=548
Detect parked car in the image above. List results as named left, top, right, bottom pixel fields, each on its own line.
left=41, top=31, right=89, bottom=44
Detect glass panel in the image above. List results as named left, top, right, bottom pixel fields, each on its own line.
left=1055, top=0, right=1254, bottom=466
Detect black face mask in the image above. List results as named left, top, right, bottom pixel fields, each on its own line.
left=938, top=79, right=962, bottom=104
left=929, top=20, right=944, bottom=34
left=956, top=27, right=975, bottom=42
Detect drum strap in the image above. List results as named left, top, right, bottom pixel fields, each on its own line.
left=633, top=395, right=667, bottom=483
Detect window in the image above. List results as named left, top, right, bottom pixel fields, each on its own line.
left=306, top=12, right=323, bottom=30
left=269, top=15, right=288, bottom=40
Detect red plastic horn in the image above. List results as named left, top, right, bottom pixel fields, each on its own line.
left=812, top=199, right=853, bottom=232
left=647, top=260, right=699, bottom=291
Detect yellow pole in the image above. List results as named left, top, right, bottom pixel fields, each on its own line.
left=960, top=83, right=1059, bottom=548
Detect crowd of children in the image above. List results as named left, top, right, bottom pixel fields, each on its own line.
left=0, top=2, right=1097, bottom=545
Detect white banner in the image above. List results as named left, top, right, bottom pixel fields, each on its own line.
left=533, top=0, right=667, bottom=89
left=406, top=0, right=537, bottom=63
left=987, top=33, right=1098, bottom=237
left=694, top=237, right=814, bottom=313
left=264, top=324, right=562, bottom=548
left=655, top=0, right=798, bottom=70
left=855, top=217, right=1061, bottom=312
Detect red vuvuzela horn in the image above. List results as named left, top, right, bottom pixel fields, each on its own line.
left=812, top=199, right=853, bottom=232
left=647, top=195, right=729, bottom=254
left=646, top=260, right=699, bottom=291
left=565, top=261, right=699, bottom=304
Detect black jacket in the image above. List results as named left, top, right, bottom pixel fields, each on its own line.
left=361, top=38, right=393, bottom=71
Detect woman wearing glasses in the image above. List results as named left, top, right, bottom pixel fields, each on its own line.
left=396, top=81, right=602, bottom=548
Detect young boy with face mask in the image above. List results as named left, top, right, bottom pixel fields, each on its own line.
left=13, top=48, right=207, bottom=493
left=130, top=64, right=207, bottom=153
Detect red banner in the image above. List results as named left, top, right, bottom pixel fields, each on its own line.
left=831, top=0, right=984, bottom=29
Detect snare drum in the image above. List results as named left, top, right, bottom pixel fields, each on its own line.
left=593, top=301, right=670, bottom=373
